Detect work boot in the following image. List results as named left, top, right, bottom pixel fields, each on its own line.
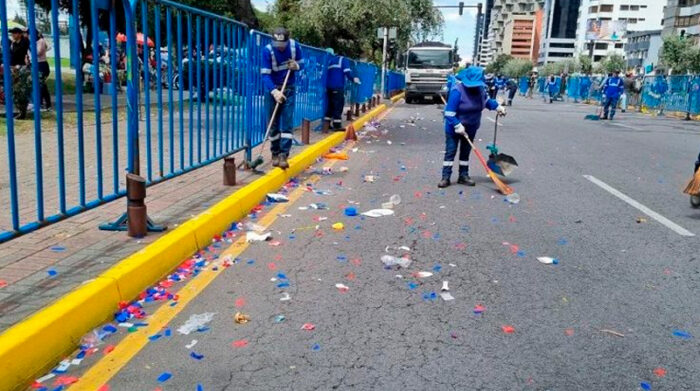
left=457, top=175, right=476, bottom=186
left=601, top=115, right=608, bottom=120
left=278, top=154, right=289, bottom=169
left=438, top=178, right=451, bottom=188
left=271, top=154, right=280, bottom=167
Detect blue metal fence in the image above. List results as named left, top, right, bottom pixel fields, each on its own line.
left=384, top=70, right=405, bottom=98
left=0, top=0, right=401, bottom=242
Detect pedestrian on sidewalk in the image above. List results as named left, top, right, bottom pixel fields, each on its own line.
left=494, top=74, right=506, bottom=99
left=601, top=70, right=624, bottom=120
left=527, top=71, right=537, bottom=99
left=35, top=30, right=52, bottom=111
left=439, top=66, right=506, bottom=188
left=9, top=27, right=30, bottom=119
left=261, top=27, right=304, bottom=169
left=324, top=48, right=360, bottom=131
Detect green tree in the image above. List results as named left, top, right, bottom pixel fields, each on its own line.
left=12, top=12, right=27, bottom=27
left=660, top=35, right=694, bottom=74
left=600, top=53, right=625, bottom=73
left=578, top=54, right=593, bottom=74
left=271, top=0, right=443, bottom=63
left=683, top=46, right=700, bottom=74
left=485, top=53, right=513, bottom=74
left=502, top=58, right=532, bottom=78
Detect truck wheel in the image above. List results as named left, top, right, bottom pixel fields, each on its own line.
left=406, top=96, right=414, bottom=104
left=691, top=194, right=700, bottom=209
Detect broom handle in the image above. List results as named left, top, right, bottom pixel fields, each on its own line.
left=492, top=112, right=500, bottom=146
left=263, top=69, right=293, bottom=141
left=461, top=133, right=492, bottom=174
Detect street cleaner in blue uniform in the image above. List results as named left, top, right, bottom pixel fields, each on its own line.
left=261, top=27, right=304, bottom=169
left=601, top=70, right=624, bottom=120
left=439, top=66, right=506, bottom=188
left=325, top=48, right=360, bottom=130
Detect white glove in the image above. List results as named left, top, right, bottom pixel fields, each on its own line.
left=271, top=89, right=286, bottom=104
left=287, top=59, right=300, bottom=71
left=453, top=123, right=466, bottom=136
left=353, top=77, right=361, bottom=85
left=496, top=105, right=507, bottom=116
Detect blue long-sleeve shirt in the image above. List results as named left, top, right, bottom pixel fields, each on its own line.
left=444, top=84, right=498, bottom=133
left=495, top=77, right=507, bottom=90
left=261, top=39, right=304, bottom=91
left=326, top=55, right=354, bottom=89
left=603, top=76, right=624, bottom=99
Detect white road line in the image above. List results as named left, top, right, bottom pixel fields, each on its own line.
left=608, top=122, right=638, bottom=130
left=583, top=175, right=695, bottom=237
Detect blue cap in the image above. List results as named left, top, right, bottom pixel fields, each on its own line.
left=457, top=66, right=486, bottom=88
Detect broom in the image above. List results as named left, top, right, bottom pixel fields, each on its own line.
left=584, top=99, right=603, bottom=120
left=243, top=68, right=292, bottom=170
left=461, top=133, right=513, bottom=195
left=683, top=170, right=700, bottom=195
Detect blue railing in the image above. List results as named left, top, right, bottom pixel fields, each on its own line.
left=0, top=0, right=402, bottom=242
left=384, top=70, right=405, bottom=98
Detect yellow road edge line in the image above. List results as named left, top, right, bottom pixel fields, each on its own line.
left=0, top=103, right=391, bottom=391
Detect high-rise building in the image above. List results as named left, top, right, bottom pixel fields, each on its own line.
left=476, top=0, right=543, bottom=66
left=503, top=15, right=538, bottom=60
left=538, top=0, right=581, bottom=64
left=663, top=0, right=700, bottom=41
left=575, top=0, right=666, bottom=62
left=476, top=0, right=495, bottom=66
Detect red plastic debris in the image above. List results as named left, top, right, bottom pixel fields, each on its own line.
left=564, top=328, right=575, bottom=336
left=103, top=345, right=115, bottom=355
left=301, top=323, right=316, bottom=331
left=501, top=325, right=515, bottom=334
left=0, top=280, right=7, bottom=288
left=267, top=262, right=277, bottom=270
left=473, top=305, right=485, bottom=314
left=54, top=376, right=79, bottom=386
left=234, top=298, right=246, bottom=308
left=653, top=367, right=667, bottom=378
left=350, top=258, right=362, bottom=266
left=232, top=339, right=248, bottom=348
left=97, top=384, right=110, bottom=391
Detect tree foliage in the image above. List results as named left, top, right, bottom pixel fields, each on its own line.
left=660, top=35, right=700, bottom=74
left=502, top=58, right=532, bottom=78
left=485, top=54, right=513, bottom=75
left=271, top=0, right=443, bottom=63
left=578, top=55, right=593, bottom=74
left=600, top=53, right=625, bottom=74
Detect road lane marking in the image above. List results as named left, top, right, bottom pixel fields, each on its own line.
left=74, top=106, right=396, bottom=389
left=608, top=122, right=639, bottom=130
left=583, top=175, right=695, bottom=237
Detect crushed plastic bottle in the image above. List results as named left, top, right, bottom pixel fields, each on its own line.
left=381, top=255, right=412, bottom=268
left=505, top=193, right=520, bottom=204
left=537, top=257, right=559, bottom=265
left=177, top=312, right=216, bottom=335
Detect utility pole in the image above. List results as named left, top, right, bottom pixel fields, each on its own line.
left=381, top=27, right=389, bottom=99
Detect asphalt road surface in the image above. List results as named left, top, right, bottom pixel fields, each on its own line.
left=62, top=96, right=700, bottom=390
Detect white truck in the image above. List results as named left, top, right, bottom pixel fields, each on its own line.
left=401, top=42, right=455, bottom=103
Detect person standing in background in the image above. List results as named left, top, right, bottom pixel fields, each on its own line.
left=324, top=48, right=360, bottom=131
left=35, top=30, right=51, bottom=111
left=10, top=27, right=30, bottom=119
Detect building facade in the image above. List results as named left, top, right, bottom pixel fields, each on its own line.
left=476, top=0, right=543, bottom=66
left=503, top=15, right=538, bottom=60
left=624, top=30, right=662, bottom=73
left=538, top=0, right=581, bottom=64
left=575, top=0, right=666, bottom=62
left=663, top=0, right=700, bottom=40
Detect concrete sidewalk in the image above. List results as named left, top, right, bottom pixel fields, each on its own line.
left=0, top=117, right=351, bottom=332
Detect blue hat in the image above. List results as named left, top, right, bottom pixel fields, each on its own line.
left=457, top=66, right=485, bottom=88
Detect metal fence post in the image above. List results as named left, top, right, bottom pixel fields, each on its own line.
left=244, top=30, right=255, bottom=165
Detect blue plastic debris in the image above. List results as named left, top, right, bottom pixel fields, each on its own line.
left=344, top=207, right=358, bottom=217
left=432, top=264, right=442, bottom=272
left=103, top=324, right=118, bottom=334
left=422, top=292, right=438, bottom=301
left=157, top=372, right=172, bottom=382
left=277, top=272, right=288, bottom=280
left=277, top=282, right=290, bottom=288
left=672, top=329, right=692, bottom=339
left=641, top=381, right=651, bottom=390
left=47, top=269, right=58, bottom=277
left=274, top=315, right=286, bottom=323
left=190, top=351, right=204, bottom=360
left=50, top=246, right=66, bottom=252
left=312, top=343, right=321, bottom=351
left=164, top=328, right=172, bottom=337
left=557, top=238, right=568, bottom=245
left=407, top=282, right=418, bottom=290
left=197, top=384, right=204, bottom=391
left=148, top=334, right=162, bottom=341
left=246, top=259, right=255, bottom=265
left=516, top=250, right=526, bottom=258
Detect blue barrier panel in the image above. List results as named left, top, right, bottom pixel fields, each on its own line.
left=384, top=70, right=405, bottom=98
left=293, top=43, right=328, bottom=128
left=518, top=76, right=528, bottom=95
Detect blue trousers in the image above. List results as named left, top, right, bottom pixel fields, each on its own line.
left=603, top=96, right=619, bottom=118
left=325, top=88, right=345, bottom=129
left=442, top=126, right=477, bottom=179
left=267, top=86, right=296, bottom=156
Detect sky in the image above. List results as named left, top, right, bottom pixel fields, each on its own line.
left=250, top=0, right=478, bottom=62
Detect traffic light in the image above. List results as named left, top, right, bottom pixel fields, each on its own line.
left=458, top=1, right=464, bottom=15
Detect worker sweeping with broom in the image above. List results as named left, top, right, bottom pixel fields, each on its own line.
left=260, top=27, right=304, bottom=169
left=439, top=66, right=506, bottom=188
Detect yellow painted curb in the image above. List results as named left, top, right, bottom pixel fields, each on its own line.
left=0, top=103, right=390, bottom=391
left=390, top=92, right=405, bottom=103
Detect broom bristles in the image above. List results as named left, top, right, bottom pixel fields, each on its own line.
left=683, top=170, right=700, bottom=195
left=489, top=172, right=513, bottom=195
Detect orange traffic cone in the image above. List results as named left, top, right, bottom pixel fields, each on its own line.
left=345, top=124, right=358, bottom=141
